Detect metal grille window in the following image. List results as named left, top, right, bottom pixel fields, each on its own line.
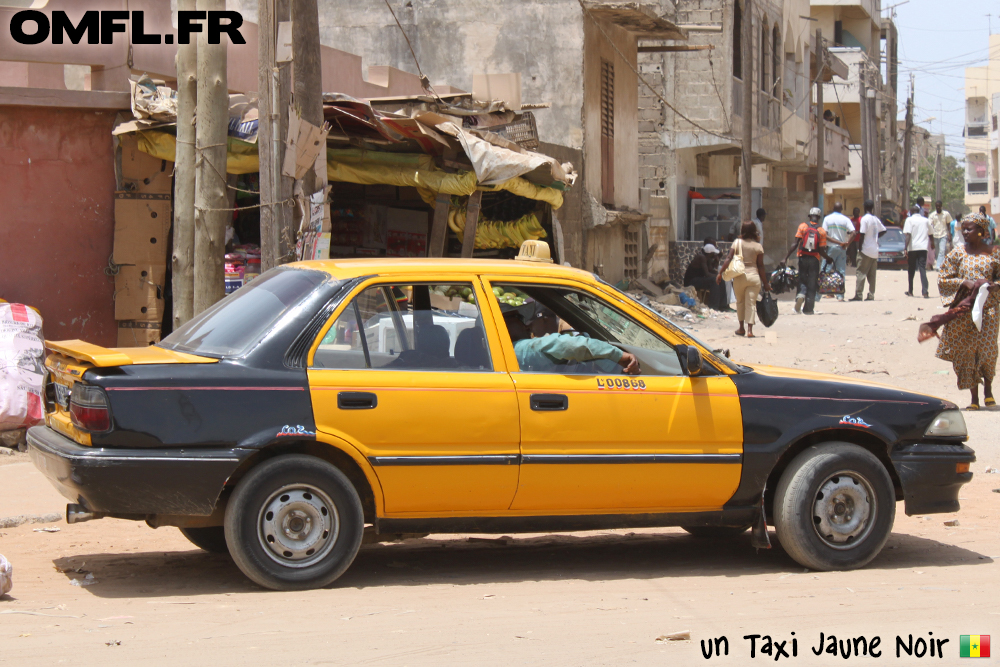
left=623, top=227, right=640, bottom=280
left=601, top=59, right=615, bottom=205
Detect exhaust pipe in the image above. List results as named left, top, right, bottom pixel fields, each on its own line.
left=66, top=504, right=104, bottom=524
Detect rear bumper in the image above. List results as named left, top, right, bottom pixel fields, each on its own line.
left=891, top=443, right=975, bottom=515
left=27, top=425, right=251, bottom=516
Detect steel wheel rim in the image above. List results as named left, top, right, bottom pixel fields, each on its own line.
left=257, top=484, right=340, bottom=568
left=811, top=470, right=876, bottom=550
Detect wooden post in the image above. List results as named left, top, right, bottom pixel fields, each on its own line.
left=172, top=0, right=196, bottom=328
left=258, top=0, right=278, bottom=271
left=427, top=193, right=452, bottom=257
left=193, top=0, right=229, bottom=315
left=815, top=28, right=824, bottom=211
left=292, top=0, right=325, bottom=198
left=739, top=0, right=753, bottom=223
left=901, top=77, right=914, bottom=214
left=461, top=191, right=483, bottom=258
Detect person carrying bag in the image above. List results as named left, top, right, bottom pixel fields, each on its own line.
left=718, top=221, right=771, bottom=337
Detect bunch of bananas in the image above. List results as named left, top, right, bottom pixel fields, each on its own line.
left=448, top=209, right=547, bottom=249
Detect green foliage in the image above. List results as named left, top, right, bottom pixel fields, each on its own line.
left=910, top=155, right=969, bottom=218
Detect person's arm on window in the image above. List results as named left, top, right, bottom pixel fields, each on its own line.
left=534, top=335, right=640, bottom=374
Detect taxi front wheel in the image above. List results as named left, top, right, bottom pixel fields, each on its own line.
left=773, top=443, right=895, bottom=571
left=224, top=454, right=364, bottom=591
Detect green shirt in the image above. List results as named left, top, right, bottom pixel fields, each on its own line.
left=513, top=334, right=624, bottom=372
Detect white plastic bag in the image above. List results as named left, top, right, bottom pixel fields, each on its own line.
left=0, top=302, right=45, bottom=431
left=0, top=554, right=11, bottom=597
left=971, top=284, right=990, bottom=332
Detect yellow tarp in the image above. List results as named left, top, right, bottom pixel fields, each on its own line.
left=133, top=130, right=563, bottom=208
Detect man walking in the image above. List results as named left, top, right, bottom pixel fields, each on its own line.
left=850, top=200, right=886, bottom=301
left=785, top=207, right=834, bottom=314
left=903, top=204, right=931, bottom=298
left=847, top=206, right=862, bottom=267
left=821, top=203, right=855, bottom=301
left=927, top=200, right=953, bottom=270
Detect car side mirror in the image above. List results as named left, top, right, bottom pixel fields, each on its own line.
left=678, top=345, right=703, bottom=376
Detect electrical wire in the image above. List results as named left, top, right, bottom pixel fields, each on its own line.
left=382, top=0, right=444, bottom=103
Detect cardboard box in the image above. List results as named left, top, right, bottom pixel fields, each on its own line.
left=113, top=192, right=171, bottom=265
left=114, top=264, right=166, bottom=320
left=117, top=320, right=161, bottom=347
left=119, top=134, right=173, bottom=194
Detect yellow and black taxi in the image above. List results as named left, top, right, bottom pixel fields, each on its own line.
left=29, top=248, right=974, bottom=590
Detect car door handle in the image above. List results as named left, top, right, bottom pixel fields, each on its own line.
left=338, top=392, right=378, bottom=410
left=530, top=394, right=568, bottom=411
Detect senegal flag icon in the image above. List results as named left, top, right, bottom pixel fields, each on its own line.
left=961, top=635, right=991, bottom=658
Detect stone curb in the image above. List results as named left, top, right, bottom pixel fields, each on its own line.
left=0, top=513, right=62, bottom=529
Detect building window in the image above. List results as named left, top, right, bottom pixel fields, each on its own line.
left=760, top=24, right=768, bottom=93
left=732, top=2, right=742, bottom=79
left=772, top=25, right=781, bottom=99
left=600, top=59, right=615, bottom=206
left=624, top=226, right=640, bottom=280
left=834, top=20, right=843, bottom=46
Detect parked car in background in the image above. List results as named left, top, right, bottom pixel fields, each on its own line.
left=878, top=226, right=907, bottom=269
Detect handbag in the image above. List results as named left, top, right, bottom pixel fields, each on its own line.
left=756, top=292, right=779, bottom=328
left=818, top=269, right=845, bottom=295
left=722, top=239, right=746, bottom=281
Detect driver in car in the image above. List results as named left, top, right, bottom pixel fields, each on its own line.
left=503, top=308, right=641, bottom=374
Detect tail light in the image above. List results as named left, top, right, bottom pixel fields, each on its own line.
left=69, top=383, right=112, bottom=432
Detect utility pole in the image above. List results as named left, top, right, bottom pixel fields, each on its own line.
left=292, top=0, right=326, bottom=198
left=739, top=0, right=753, bottom=223
left=172, top=0, right=196, bottom=328
left=935, top=143, right=943, bottom=202
left=900, top=75, right=914, bottom=214
left=258, top=0, right=293, bottom=272
left=859, top=73, right=872, bottom=206
left=193, top=0, right=229, bottom=314
left=815, top=28, right=825, bottom=211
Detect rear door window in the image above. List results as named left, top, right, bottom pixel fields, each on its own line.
left=311, top=283, right=493, bottom=372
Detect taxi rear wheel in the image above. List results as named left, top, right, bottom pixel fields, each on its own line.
left=774, top=443, right=895, bottom=571
left=224, top=454, right=364, bottom=591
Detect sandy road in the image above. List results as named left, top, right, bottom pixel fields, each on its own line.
left=0, top=268, right=998, bottom=666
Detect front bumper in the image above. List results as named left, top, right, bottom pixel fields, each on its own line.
left=27, top=425, right=251, bottom=516
left=891, top=443, right=975, bottom=515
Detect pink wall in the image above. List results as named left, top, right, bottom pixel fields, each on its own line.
left=0, top=106, right=118, bottom=346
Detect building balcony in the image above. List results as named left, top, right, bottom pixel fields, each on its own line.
left=967, top=123, right=989, bottom=138
left=967, top=178, right=989, bottom=195
left=808, top=118, right=851, bottom=177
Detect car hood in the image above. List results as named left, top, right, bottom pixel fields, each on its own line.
left=741, top=363, right=949, bottom=403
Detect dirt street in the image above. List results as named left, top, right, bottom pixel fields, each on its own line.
left=1, top=269, right=998, bottom=666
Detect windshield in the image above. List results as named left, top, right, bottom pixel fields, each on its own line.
left=594, top=275, right=748, bottom=374
left=880, top=228, right=904, bottom=245
left=159, top=268, right=329, bottom=357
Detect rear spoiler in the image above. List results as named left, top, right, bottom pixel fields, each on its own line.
left=46, top=340, right=217, bottom=367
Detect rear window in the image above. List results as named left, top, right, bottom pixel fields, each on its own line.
left=159, top=268, right=329, bottom=357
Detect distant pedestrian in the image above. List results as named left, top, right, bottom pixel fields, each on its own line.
left=903, top=204, right=931, bottom=298
left=684, top=239, right=729, bottom=311
left=847, top=206, right=862, bottom=267
left=717, top=221, right=770, bottom=337
left=731, top=208, right=765, bottom=245
left=928, top=200, right=953, bottom=270
left=821, top=203, right=855, bottom=302
left=935, top=213, right=1000, bottom=410
left=850, top=200, right=886, bottom=301
left=951, top=214, right=966, bottom=250
left=979, top=206, right=996, bottom=244
left=784, top=207, right=834, bottom=314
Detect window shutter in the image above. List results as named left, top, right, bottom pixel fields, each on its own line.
left=601, top=59, right=615, bottom=206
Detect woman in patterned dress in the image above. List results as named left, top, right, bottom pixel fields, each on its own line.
left=936, top=213, right=1000, bottom=409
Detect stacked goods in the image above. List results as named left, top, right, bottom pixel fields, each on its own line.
left=0, top=302, right=44, bottom=432
left=448, top=209, right=547, bottom=250
left=114, top=135, right=172, bottom=347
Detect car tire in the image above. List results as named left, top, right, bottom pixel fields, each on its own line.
left=681, top=525, right=750, bottom=539
left=179, top=526, right=229, bottom=554
left=773, top=443, right=895, bottom=571
left=224, top=454, right=364, bottom=591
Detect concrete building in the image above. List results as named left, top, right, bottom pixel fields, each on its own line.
left=253, top=1, right=688, bottom=283
left=963, top=35, right=1000, bottom=215
left=812, top=0, right=898, bottom=219
left=635, top=0, right=850, bottom=272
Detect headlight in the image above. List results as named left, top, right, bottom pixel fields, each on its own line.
left=925, top=410, right=967, bottom=437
